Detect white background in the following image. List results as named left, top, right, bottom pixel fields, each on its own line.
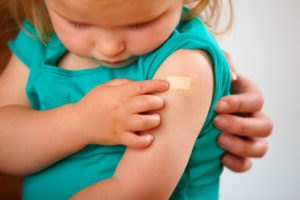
left=218, top=0, right=300, bottom=199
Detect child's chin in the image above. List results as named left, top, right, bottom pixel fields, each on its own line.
left=93, top=56, right=139, bottom=68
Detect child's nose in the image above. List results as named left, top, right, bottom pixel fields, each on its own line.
left=96, top=36, right=125, bottom=57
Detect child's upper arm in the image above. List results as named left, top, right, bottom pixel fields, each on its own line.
left=0, top=54, right=31, bottom=107
left=113, top=49, right=214, bottom=199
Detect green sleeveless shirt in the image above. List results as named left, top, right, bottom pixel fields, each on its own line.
left=9, top=10, right=231, bottom=200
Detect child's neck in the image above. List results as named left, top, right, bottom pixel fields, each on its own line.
left=57, top=52, right=100, bottom=71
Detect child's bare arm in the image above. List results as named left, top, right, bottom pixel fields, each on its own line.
left=70, top=49, right=214, bottom=199
left=0, top=54, right=84, bottom=175
left=0, top=54, right=169, bottom=175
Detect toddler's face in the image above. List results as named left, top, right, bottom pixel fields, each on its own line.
left=45, top=0, right=183, bottom=68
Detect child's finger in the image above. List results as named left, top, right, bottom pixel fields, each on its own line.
left=126, top=113, right=161, bottom=132
left=120, top=132, right=154, bottom=149
left=128, top=95, right=164, bottom=114
left=104, top=78, right=133, bottom=86
left=122, top=79, right=169, bottom=96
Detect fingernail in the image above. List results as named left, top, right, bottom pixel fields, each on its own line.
left=214, top=116, right=229, bottom=128
left=215, top=101, right=230, bottom=111
left=153, top=114, right=161, bottom=122
left=222, top=155, right=233, bottom=167
left=153, top=96, right=163, bottom=106
left=164, top=80, right=170, bottom=88
left=231, top=72, right=238, bottom=81
left=219, top=134, right=232, bottom=147
left=146, top=135, right=154, bottom=142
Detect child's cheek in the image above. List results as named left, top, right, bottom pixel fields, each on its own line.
left=58, top=31, right=93, bottom=56
left=130, top=28, right=170, bottom=55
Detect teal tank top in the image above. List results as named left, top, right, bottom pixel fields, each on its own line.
left=9, top=10, right=231, bottom=200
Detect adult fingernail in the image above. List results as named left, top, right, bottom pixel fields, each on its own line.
left=231, top=72, right=238, bottom=81
left=222, top=155, right=233, bottom=167
left=215, top=101, right=230, bottom=111
left=219, top=134, right=232, bottom=147
left=214, top=116, right=229, bottom=128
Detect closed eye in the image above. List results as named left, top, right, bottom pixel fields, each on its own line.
left=127, top=21, right=152, bottom=31
left=69, top=21, right=90, bottom=29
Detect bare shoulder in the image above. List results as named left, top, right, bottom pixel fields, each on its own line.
left=153, top=48, right=214, bottom=115
left=0, top=54, right=31, bottom=107
left=111, top=49, right=216, bottom=199
left=113, top=49, right=216, bottom=198
left=154, top=49, right=213, bottom=79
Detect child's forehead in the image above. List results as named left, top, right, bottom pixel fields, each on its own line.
left=48, top=0, right=174, bottom=26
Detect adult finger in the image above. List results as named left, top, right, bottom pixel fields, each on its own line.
left=214, top=92, right=263, bottom=114
left=217, top=132, right=269, bottom=158
left=215, top=75, right=265, bottom=113
left=126, top=114, right=161, bottom=132
left=120, top=132, right=154, bottom=149
left=222, top=50, right=238, bottom=81
left=122, top=79, right=169, bottom=96
left=221, top=153, right=253, bottom=173
left=232, top=75, right=261, bottom=93
left=127, top=95, right=164, bottom=114
left=213, top=112, right=273, bottom=138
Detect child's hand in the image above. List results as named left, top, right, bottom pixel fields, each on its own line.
left=73, top=78, right=169, bottom=148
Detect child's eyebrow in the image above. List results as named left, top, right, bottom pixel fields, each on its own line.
left=123, top=10, right=166, bottom=27
left=48, top=4, right=87, bottom=24
left=55, top=12, right=82, bottom=23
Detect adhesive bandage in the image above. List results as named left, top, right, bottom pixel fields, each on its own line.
left=158, top=73, right=200, bottom=97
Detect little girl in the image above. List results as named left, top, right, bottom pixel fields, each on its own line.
left=1, top=0, right=235, bottom=199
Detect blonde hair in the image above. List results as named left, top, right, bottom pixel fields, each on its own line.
left=184, top=0, right=234, bottom=35
left=5, top=0, right=233, bottom=42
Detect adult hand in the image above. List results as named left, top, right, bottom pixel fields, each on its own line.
left=213, top=51, right=273, bottom=172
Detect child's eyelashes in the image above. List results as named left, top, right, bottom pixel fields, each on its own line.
left=69, top=21, right=90, bottom=29
left=127, top=21, right=151, bottom=31
left=67, top=20, right=151, bottom=31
